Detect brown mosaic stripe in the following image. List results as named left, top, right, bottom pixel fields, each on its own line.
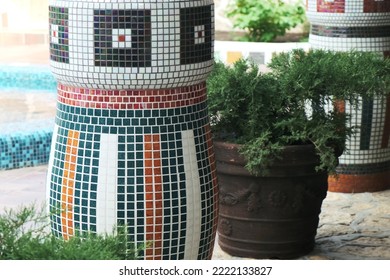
left=144, top=134, right=163, bottom=260
left=334, top=99, right=346, bottom=113
left=57, top=82, right=207, bottom=109
left=328, top=171, right=390, bottom=193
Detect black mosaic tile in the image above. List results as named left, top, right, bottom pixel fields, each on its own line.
left=94, top=9, right=152, bottom=67
left=180, top=6, right=212, bottom=65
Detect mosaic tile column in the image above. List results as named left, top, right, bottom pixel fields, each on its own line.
left=46, top=0, right=218, bottom=260
left=306, top=0, right=390, bottom=192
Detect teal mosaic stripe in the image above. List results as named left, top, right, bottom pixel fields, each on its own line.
left=55, top=102, right=210, bottom=132
left=194, top=126, right=216, bottom=260
left=51, top=101, right=215, bottom=259
left=49, top=128, right=101, bottom=237
left=49, top=127, right=67, bottom=237
left=117, top=134, right=146, bottom=253
left=160, top=132, right=187, bottom=260
left=74, top=132, right=100, bottom=233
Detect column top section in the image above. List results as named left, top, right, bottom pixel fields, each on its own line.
left=49, top=0, right=215, bottom=89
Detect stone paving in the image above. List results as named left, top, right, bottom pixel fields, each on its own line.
left=0, top=165, right=389, bottom=260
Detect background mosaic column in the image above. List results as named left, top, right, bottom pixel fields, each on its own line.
left=47, top=0, right=218, bottom=260
left=306, top=0, right=390, bottom=192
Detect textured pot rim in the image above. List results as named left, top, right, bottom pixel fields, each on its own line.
left=213, top=140, right=316, bottom=152
left=213, top=140, right=325, bottom=177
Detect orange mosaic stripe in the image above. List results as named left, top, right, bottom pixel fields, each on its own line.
left=61, top=130, right=79, bottom=240
left=334, top=99, right=346, bottom=114
left=204, top=124, right=219, bottom=259
left=144, top=134, right=163, bottom=260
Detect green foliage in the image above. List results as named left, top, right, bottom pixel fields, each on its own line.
left=207, top=59, right=278, bottom=143
left=207, top=50, right=390, bottom=175
left=0, top=205, right=139, bottom=260
left=226, top=0, right=306, bottom=42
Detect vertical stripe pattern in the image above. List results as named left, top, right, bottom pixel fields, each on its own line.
left=48, top=82, right=218, bottom=258
left=61, top=130, right=79, bottom=240
left=144, top=134, right=163, bottom=260
left=48, top=0, right=218, bottom=259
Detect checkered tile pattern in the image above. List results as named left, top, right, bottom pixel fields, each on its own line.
left=48, top=0, right=215, bottom=89
left=47, top=0, right=217, bottom=259
left=307, top=0, right=390, bottom=51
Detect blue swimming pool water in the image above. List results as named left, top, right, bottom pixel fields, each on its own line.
left=0, top=64, right=56, bottom=170
left=0, top=64, right=57, bottom=92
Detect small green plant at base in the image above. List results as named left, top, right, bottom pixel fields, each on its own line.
left=0, top=204, right=140, bottom=260
left=226, top=0, right=307, bottom=42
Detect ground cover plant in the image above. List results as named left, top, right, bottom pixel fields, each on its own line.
left=0, top=205, right=138, bottom=260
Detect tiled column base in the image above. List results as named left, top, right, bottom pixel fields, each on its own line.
left=306, top=0, right=390, bottom=53
left=47, top=82, right=218, bottom=260
left=306, top=0, right=390, bottom=192
left=328, top=96, right=390, bottom=192
left=329, top=171, right=390, bottom=193
left=47, top=0, right=217, bottom=259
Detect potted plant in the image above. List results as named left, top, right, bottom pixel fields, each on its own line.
left=207, top=49, right=390, bottom=259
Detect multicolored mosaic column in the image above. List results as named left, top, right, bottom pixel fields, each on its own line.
left=46, top=0, right=218, bottom=260
left=306, top=0, right=390, bottom=192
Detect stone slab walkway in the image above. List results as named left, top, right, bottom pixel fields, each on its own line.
left=1, top=165, right=389, bottom=260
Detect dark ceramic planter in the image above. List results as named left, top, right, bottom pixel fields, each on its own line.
left=215, top=141, right=328, bottom=259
